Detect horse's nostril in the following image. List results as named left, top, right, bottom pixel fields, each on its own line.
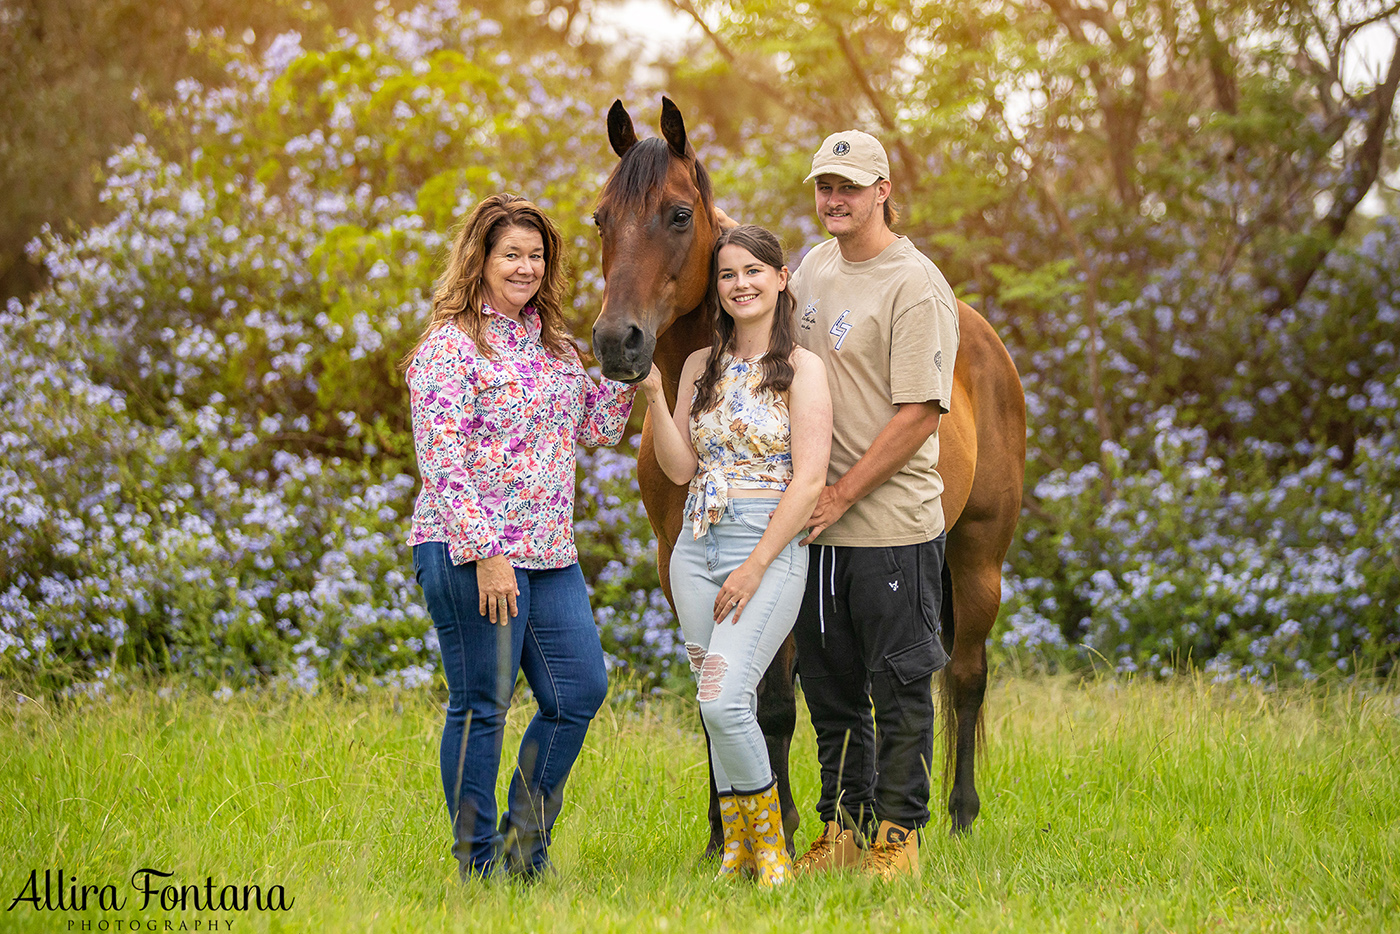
left=622, top=325, right=645, bottom=353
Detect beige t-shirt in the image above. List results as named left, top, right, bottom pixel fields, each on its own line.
left=790, top=236, right=959, bottom=546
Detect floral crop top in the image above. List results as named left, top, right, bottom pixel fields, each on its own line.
left=685, top=353, right=793, bottom=538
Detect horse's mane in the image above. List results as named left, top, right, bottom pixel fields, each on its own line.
left=597, top=137, right=714, bottom=222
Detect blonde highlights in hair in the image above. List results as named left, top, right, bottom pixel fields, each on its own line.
left=404, top=193, right=576, bottom=368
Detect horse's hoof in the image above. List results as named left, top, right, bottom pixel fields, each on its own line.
left=698, top=839, right=723, bottom=864
left=948, top=813, right=978, bottom=836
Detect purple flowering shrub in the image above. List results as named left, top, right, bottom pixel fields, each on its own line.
left=0, top=300, right=432, bottom=692
left=998, top=223, right=1400, bottom=681
left=4, top=1, right=1397, bottom=692
left=0, top=3, right=669, bottom=692
left=574, top=443, right=684, bottom=690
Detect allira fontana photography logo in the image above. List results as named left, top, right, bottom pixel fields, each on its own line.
left=8, top=868, right=294, bottom=922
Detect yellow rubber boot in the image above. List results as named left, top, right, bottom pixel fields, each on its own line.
left=862, top=820, right=920, bottom=880
left=735, top=784, right=792, bottom=888
left=716, top=793, right=755, bottom=878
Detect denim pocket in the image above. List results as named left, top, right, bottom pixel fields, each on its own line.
left=732, top=509, right=773, bottom=534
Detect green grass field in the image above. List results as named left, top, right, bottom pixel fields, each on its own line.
left=2, top=674, right=1397, bottom=933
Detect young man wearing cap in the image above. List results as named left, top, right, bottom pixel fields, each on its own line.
left=788, top=130, right=959, bottom=880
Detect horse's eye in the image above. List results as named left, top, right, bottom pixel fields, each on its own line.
left=672, top=209, right=692, bottom=229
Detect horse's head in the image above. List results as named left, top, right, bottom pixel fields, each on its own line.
left=591, top=97, right=717, bottom=382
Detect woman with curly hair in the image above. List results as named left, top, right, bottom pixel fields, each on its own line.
left=405, top=193, right=635, bottom=880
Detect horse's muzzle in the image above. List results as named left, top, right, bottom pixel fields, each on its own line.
left=592, top=321, right=656, bottom=383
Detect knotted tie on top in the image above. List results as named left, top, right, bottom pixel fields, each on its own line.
left=685, top=353, right=793, bottom=538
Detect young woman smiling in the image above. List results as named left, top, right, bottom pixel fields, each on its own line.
left=640, top=225, right=832, bottom=886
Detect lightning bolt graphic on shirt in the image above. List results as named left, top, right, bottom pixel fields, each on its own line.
left=829, top=310, right=852, bottom=350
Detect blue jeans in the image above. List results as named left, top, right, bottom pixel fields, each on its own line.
left=413, top=542, right=608, bottom=877
left=669, top=497, right=807, bottom=793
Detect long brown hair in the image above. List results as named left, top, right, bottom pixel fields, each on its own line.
left=403, top=193, right=575, bottom=367
left=691, top=225, right=797, bottom=417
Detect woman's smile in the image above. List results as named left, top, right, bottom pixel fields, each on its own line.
left=716, top=243, right=788, bottom=322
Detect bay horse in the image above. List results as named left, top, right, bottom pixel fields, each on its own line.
left=590, top=98, right=1026, bottom=853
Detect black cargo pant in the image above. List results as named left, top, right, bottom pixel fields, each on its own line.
left=794, top=535, right=948, bottom=833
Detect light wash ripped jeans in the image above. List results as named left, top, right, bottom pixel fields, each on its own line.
left=669, top=496, right=808, bottom=793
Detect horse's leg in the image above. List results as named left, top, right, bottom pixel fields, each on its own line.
left=941, top=522, right=1004, bottom=834
left=700, top=719, right=724, bottom=859
left=756, top=632, right=799, bottom=855
left=944, top=640, right=986, bottom=834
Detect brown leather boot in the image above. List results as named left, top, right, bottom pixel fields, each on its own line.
left=793, top=820, right=863, bottom=875
left=861, top=820, right=920, bottom=880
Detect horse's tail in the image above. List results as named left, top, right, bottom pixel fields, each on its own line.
left=938, top=555, right=958, bottom=795
left=938, top=554, right=988, bottom=808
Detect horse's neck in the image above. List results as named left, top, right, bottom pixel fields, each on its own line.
left=654, top=307, right=711, bottom=408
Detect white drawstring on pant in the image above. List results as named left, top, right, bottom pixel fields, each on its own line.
left=817, top=544, right=836, bottom=648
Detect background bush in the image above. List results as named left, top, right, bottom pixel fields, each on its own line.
left=2, top=0, right=1397, bottom=692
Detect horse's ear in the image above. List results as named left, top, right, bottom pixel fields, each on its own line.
left=608, top=100, right=638, bottom=158
left=659, top=96, right=688, bottom=157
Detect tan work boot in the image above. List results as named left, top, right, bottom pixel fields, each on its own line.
left=793, top=820, right=863, bottom=875
left=862, top=820, right=920, bottom=880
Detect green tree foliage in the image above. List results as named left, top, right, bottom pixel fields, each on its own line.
left=2, top=0, right=1397, bottom=690
left=659, top=0, right=1400, bottom=677
left=0, top=0, right=366, bottom=299
left=0, top=3, right=678, bottom=693
left=665, top=0, right=1399, bottom=455
left=0, top=0, right=609, bottom=301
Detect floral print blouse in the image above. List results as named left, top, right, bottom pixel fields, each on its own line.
left=407, top=306, right=635, bottom=569
left=686, top=353, right=793, bottom=538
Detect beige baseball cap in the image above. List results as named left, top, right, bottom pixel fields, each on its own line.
left=804, top=130, right=890, bottom=186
